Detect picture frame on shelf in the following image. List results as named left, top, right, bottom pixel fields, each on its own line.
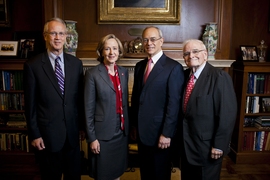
left=240, top=45, right=258, bottom=61
left=0, top=41, right=18, bottom=56
left=13, top=31, right=45, bottom=59
left=18, top=39, right=35, bottom=59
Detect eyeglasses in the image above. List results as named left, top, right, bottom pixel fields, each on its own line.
left=143, top=37, right=162, bottom=43
left=183, top=49, right=205, bottom=57
left=46, top=32, right=66, bottom=37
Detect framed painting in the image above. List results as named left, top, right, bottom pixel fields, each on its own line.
left=98, top=0, right=181, bottom=24
left=0, top=41, right=18, bottom=56
left=0, top=0, right=11, bottom=27
left=240, top=45, right=258, bottom=61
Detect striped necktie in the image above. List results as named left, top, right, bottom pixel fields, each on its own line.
left=55, top=57, right=65, bottom=95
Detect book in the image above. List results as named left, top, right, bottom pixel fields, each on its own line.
left=245, top=96, right=250, bottom=113
left=260, top=74, right=265, bottom=94
left=254, top=116, right=270, bottom=127
left=252, top=96, right=259, bottom=113
left=260, top=131, right=265, bottom=151
left=248, top=73, right=254, bottom=94
left=254, top=131, right=262, bottom=151
left=254, top=123, right=270, bottom=130
left=264, top=74, right=268, bottom=94
left=262, top=131, right=269, bottom=150
left=265, top=132, right=270, bottom=150
left=244, top=117, right=255, bottom=127
left=261, top=98, right=270, bottom=112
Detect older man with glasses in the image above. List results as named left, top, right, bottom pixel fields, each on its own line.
left=180, top=39, right=237, bottom=180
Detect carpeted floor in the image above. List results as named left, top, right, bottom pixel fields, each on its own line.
left=81, top=168, right=181, bottom=180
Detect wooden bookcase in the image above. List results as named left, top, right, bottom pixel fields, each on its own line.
left=0, top=59, right=40, bottom=178
left=229, top=61, right=270, bottom=164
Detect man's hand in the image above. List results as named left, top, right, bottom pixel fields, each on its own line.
left=31, top=137, right=45, bottom=150
left=158, top=134, right=171, bottom=149
left=211, top=147, right=223, bottom=159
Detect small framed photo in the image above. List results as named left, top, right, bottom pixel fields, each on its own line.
left=0, top=41, right=18, bottom=56
left=19, top=39, right=35, bottom=59
left=13, top=31, right=45, bottom=59
left=240, top=45, right=258, bottom=61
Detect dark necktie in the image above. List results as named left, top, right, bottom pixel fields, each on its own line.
left=55, top=57, right=65, bottom=95
left=183, top=74, right=195, bottom=112
left=144, top=58, right=152, bottom=83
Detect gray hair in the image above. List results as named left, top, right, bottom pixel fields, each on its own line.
left=43, top=17, right=67, bottom=34
left=183, top=39, right=206, bottom=50
left=142, top=26, right=163, bottom=38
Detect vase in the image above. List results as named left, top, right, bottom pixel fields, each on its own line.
left=64, top=20, right=78, bottom=57
left=202, top=22, right=218, bottom=60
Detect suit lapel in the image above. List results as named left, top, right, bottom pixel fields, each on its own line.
left=186, top=62, right=211, bottom=111
left=42, top=53, right=63, bottom=98
left=144, top=54, right=165, bottom=87
left=118, top=66, right=127, bottom=92
left=63, top=54, right=72, bottom=98
left=98, top=64, right=115, bottom=91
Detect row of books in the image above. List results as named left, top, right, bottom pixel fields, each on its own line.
left=242, top=131, right=270, bottom=151
left=244, top=116, right=270, bottom=128
left=0, top=133, right=29, bottom=152
left=0, top=70, right=24, bottom=91
left=245, top=97, right=270, bottom=114
left=247, top=73, right=270, bottom=94
left=254, top=116, right=270, bottom=130
left=0, top=93, right=25, bottom=110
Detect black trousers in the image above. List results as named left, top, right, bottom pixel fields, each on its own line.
left=180, top=153, right=222, bottom=180
left=35, top=140, right=81, bottom=180
left=138, top=140, right=172, bottom=180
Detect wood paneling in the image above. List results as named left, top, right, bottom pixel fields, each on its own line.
left=230, top=0, right=270, bottom=61
left=44, top=0, right=232, bottom=59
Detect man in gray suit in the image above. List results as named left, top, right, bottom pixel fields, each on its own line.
left=130, top=26, right=184, bottom=180
left=180, top=39, right=237, bottom=180
left=24, top=17, right=84, bottom=180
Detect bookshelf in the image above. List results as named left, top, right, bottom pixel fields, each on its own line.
left=0, top=59, right=28, bottom=151
left=0, top=59, right=39, bottom=177
left=229, top=61, right=270, bottom=164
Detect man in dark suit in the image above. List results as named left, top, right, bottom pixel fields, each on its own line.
left=24, top=17, right=84, bottom=180
left=180, top=39, right=237, bottom=180
left=130, top=26, right=184, bottom=180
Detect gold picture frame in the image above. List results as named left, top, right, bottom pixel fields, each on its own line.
left=98, top=0, right=181, bottom=24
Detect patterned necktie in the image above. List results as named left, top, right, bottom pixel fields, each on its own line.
left=55, top=57, right=65, bottom=95
left=144, top=58, right=152, bottom=83
left=183, top=74, right=195, bottom=112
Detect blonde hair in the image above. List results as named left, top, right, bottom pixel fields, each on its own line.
left=96, top=34, right=124, bottom=62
